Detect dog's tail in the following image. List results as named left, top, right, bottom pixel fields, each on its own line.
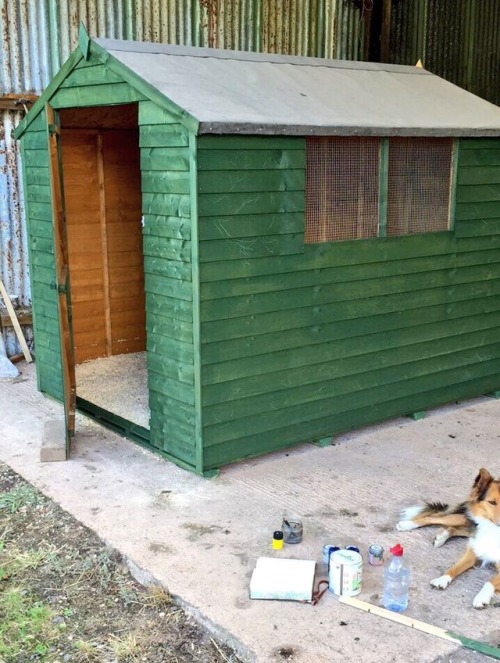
left=401, top=501, right=467, bottom=520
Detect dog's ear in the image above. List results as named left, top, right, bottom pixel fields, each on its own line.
left=470, top=468, right=493, bottom=500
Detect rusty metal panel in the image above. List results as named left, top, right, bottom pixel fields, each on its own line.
left=471, top=0, right=500, bottom=106
left=390, top=0, right=500, bottom=106
left=0, top=110, right=32, bottom=354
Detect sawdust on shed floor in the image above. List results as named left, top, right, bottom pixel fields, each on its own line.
left=75, top=352, right=149, bottom=428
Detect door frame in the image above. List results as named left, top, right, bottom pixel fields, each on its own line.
left=46, top=102, right=76, bottom=456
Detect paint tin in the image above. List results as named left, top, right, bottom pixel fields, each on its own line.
left=368, top=544, right=384, bottom=566
left=322, top=545, right=340, bottom=565
left=345, top=545, right=360, bottom=554
left=329, top=549, right=363, bottom=596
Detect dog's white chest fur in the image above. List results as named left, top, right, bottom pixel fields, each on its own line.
left=470, top=518, right=500, bottom=564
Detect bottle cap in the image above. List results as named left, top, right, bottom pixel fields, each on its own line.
left=273, top=530, right=284, bottom=540
left=390, top=544, right=404, bottom=556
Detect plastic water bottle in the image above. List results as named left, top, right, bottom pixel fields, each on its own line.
left=382, top=543, right=410, bottom=612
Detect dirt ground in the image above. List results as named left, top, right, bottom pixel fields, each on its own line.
left=0, top=462, right=241, bottom=663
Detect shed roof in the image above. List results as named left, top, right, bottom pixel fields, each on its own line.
left=15, top=33, right=500, bottom=140
left=96, top=38, right=500, bottom=137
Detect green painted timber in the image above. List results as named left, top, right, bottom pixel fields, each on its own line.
left=18, top=54, right=198, bottom=471
left=140, top=107, right=197, bottom=465
left=197, top=136, right=500, bottom=470
left=20, top=111, right=64, bottom=401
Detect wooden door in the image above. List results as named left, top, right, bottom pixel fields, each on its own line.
left=46, top=103, right=76, bottom=455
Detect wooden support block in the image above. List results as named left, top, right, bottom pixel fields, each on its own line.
left=313, top=436, right=333, bottom=448
left=40, top=419, right=67, bottom=462
left=407, top=411, right=426, bottom=421
left=203, top=468, right=220, bottom=479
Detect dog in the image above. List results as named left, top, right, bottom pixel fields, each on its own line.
left=396, top=468, right=500, bottom=609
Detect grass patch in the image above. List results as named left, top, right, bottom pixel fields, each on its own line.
left=0, top=586, right=58, bottom=659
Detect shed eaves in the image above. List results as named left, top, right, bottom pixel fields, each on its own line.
left=96, top=38, right=500, bottom=137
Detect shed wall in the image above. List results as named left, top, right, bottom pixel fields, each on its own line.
left=20, top=58, right=198, bottom=468
left=197, top=136, right=500, bottom=470
left=139, top=101, right=197, bottom=468
left=20, top=110, right=63, bottom=399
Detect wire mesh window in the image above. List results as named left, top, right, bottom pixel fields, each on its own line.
left=386, top=138, right=454, bottom=236
left=305, top=137, right=380, bottom=243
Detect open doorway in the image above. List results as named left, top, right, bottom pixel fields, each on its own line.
left=59, top=104, right=149, bottom=430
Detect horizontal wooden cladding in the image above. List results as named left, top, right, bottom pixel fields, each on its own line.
left=140, top=113, right=196, bottom=464
left=202, top=371, right=500, bottom=469
left=200, top=263, right=500, bottom=326
left=197, top=136, right=304, bottom=151
left=199, top=213, right=304, bottom=241
left=143, top=192, right=190, bottom=217
left=51, top=84, right=147, bottom=109
left=143, top=235, right=192, bottom=263
left=142, top=215, right=191, bottom=241
left=139, top=124, right=189, bottom=148
left=25, top=166, right=50, bottom=186
left=202, top=294, right=500, bottom=365
left=197, top=148, right=304, bottom=172
left=202, top=277, right=500, bottom=345
left=202, top=313, right=500, bottom=399
left=455, top=201, right=500, bottom=221
left=142, top=172, right=190, bottom=195
left=198, top=169, right=305, bottom=194
left=199, top=233, right=500, bottom=282
left=198, top=191, right=304, bottom=218
left=456, top=183, right=500, bottom=203
left=59, top=65, right=123, bottom=88
left=140, top=147, right=189, bottom=171
left=149, top=422, right=196, bottom=465
left=201, top=248, right=500, bottom=300
left=203, top=349, right=500, bottom=445
left=201, top=233, right=304, bottom=261
left=458, top=166, right=500, bottom=186
left=146, top=311, right=193, bottom=345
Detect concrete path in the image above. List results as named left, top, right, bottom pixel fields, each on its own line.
left=1, top=363, right=499, bottom=662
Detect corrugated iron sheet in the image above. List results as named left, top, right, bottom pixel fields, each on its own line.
left=390, top=0, right=500, bottom=106
left=0, top=109, right=32, bottom=354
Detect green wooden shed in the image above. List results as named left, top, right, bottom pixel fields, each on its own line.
left=15, top=27, right=500, bottom=475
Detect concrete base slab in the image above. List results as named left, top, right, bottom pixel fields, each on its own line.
left=40, top=418, right=67, bottom=462
left=1, top=362, right=500, bottom=662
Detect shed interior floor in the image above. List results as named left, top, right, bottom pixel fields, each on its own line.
left=75, top=352, right=149, bottom=429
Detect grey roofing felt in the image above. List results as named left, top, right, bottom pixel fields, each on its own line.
left=95, top=38, right=500, bottom=136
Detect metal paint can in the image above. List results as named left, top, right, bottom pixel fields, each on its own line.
left=345, top=545, right=360, bottom=554
left=329, top=549, right=363, bottom=596
left=322, top=545, right=340, bottom=565
left=368, top=544, right=384, bottom=566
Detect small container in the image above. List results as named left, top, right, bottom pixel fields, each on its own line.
left=282, top=517, right=303, bottom=544
left=368, top=544, right=384, bottom=566
left=382, top=543, right=410, bottom=612
left=322, top=545, right=340, bottom=565
left=272, top=531, right=284, bottom=550
left=329, top=549, right=363, bottom=596
left=345, top=545, right=360, bottom=554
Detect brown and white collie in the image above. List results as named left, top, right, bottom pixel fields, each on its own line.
left=396, top=468, right=500, bottom=609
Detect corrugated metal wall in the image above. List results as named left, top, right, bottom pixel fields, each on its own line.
left=390, top=0, right=500, bottom=106
left=0, top=0, right=364, bottom=355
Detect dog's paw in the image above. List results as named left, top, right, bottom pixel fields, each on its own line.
left=473, top=582, right=494, bottom=609
left=433, top=529, right=450, bottom=548
left=430, top=574, right=452, bottom=589
left=396, top=520, right=419, bottom=532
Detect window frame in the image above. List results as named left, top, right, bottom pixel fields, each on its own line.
left=304, top=136, right=458, bottom=244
